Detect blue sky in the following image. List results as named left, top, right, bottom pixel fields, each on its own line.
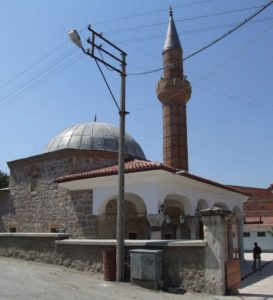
left=0, top=0, right=272, bottom=188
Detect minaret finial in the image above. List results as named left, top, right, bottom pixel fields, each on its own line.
left=169, top=6, right=173, bottom=17
left=94, top=114, right=97, bottom=122
left=163, top=6, right=181, bottom=53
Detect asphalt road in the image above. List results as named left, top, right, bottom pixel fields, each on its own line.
left=0, top=254, right=272, bottom=300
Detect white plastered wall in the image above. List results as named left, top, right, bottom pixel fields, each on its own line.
left=60, top=170, right=248, bottom=217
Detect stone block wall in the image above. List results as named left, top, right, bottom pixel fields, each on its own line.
left=162, top=247, right=205, bottom=292
left=1, top=149, right=118, bottom=237
left=0, top=234, right=104, bottom=272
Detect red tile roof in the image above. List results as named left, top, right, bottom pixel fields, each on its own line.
left=56, top=159, right=248, bottom=196
left=228, top=185, right=273, bottom=199
left=56, top=160, right=177, bottom=182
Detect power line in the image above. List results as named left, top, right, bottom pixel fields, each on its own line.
left=185, top=1, right=273, bottom=60
left=0, top=2, right=214, bottom=106
left=127, top=0, right=273, bottom=76
left=0, top=55, right=82, bottom=110
left=0, top=3, right=246, bottom=95
left=1, top=1, right=272, bottom=109
left=0, top=48, right=78, bottom=104
left=1, top=15, right=271, bottom=109
left=120, top=16, right=273, bottom=45
left=191, top=22, right=273, bottom=90
left=196, top=83, right=273, bottom=111
left=104, top=5, right=261, bottom=35
left=0, top=40, right=68, bottom=91
left=91, top=0, right=215, bottom=26
left=94, top=59, right=120, bottom=111
left=127, top=21, right=273, bottom=113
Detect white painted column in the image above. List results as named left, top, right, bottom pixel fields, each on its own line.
left=236, top=217, right=245, bottom=261
left=187, top=217, right=197, bottom=240
left=147, top=214, right=165, bottom=240
left=227, top=219, right=234, bottom=260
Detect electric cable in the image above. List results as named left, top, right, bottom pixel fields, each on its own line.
left=120, top=16, right=273, bottom=45
left=0, top=54, right=82, bottom=110
left=127, top=0, right=273, bottom=76
left=184, top=1, right=273, bottom=60
left=1, top=2, right=272, bottom=109
left=0, top=48, right=78, bottom=104
left=195, top=83, right=273, bottom=111
left=0, top=4, right=269, bottom=101
left=192, top=22, right=273, bottom=86
left=0, top=0, right=215, bottom=97
left=91, top=0, right=215, bottom=26
left=105, top=5, right=261, bottom=34
left=126, top=21, right=273, bottom=113
left=94, top=59, right=120, bottom=112
left=0, top=40, right=69, bottom=91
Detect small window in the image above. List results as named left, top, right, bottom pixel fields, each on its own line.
left=164, top=233, right=172, bottom=240
left=30, top=175, right=38, bottom=192
left=9, top=226, right=17, bottom=233
left=243, top=232, right=250, bottom=237
left=257, top=232, right=266, bottom=237
left=50, top=228, right=59, bottom=233
left=128, top=233, right=138, bottom=240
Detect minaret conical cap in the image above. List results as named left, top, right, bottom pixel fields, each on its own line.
left=163, top=7, right=182, bottom=53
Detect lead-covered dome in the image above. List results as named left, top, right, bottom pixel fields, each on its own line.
left=45, top=122, right=146, bottom=159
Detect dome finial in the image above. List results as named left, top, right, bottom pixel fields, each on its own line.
left=169, top=6, right=173, bottom=17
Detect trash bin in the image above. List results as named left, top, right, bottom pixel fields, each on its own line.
left=103, top=249, right=116, bottom=281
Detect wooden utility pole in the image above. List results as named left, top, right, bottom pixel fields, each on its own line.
left=116, top=52, right=126, bottom=281
left=68, top=27, right=127, bottom=282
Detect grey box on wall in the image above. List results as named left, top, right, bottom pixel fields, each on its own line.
left=130, top=249, right=163, bottom=282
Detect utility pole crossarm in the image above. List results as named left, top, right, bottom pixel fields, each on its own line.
left=88, top=25, right=126, bottom=55
left=86, top=25, right=127, bottom=76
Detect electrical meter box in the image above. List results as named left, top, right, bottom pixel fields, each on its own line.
left=130, top=249, right=163, bottom=284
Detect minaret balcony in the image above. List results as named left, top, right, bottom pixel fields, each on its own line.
left=156, top=77, right=191, bottom=105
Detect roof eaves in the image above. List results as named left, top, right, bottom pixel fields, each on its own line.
left=180, top=173, right=250, bottom=196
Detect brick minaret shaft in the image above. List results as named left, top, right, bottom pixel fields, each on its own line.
left=156, top=8, right=192, bottom=171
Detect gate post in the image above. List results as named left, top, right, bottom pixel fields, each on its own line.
left=199, top=208, right=231, bottom=295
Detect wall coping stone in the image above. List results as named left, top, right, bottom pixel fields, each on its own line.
left=56, top=239, right=206, bottom=247
left=0, top=233, right=71, bottom=238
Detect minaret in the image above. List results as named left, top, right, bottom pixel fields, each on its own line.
left=156, top=8, right=192, bottom=171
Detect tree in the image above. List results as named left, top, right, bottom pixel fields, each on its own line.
left=0, top=170, right=9, bottom=189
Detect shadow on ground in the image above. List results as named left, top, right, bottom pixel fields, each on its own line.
left=239, top=292, right=273, bottom=299
left=241, top=260, right=273, bottom=288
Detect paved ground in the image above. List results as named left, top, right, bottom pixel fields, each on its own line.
left=239, top=253, right=273, bottom=300
left=0, top=253, right=272, bottom=300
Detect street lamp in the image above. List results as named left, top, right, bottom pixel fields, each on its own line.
left=68, top=30, right=83, bottom=49
left=67, top=28, right=127, bottom=282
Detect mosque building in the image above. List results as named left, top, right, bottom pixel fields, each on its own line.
left=0, top=10, right=249, bottom=257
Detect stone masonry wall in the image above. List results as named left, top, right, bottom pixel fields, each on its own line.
left=0, top=235, right=206, bottom=293
left=0, top=190, right=14, bottom=232
left=1, top=149, right=118, bottom=237
left=0, top=235, right=105, bottom=273
left=162, top=247, right=205, bottom=292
